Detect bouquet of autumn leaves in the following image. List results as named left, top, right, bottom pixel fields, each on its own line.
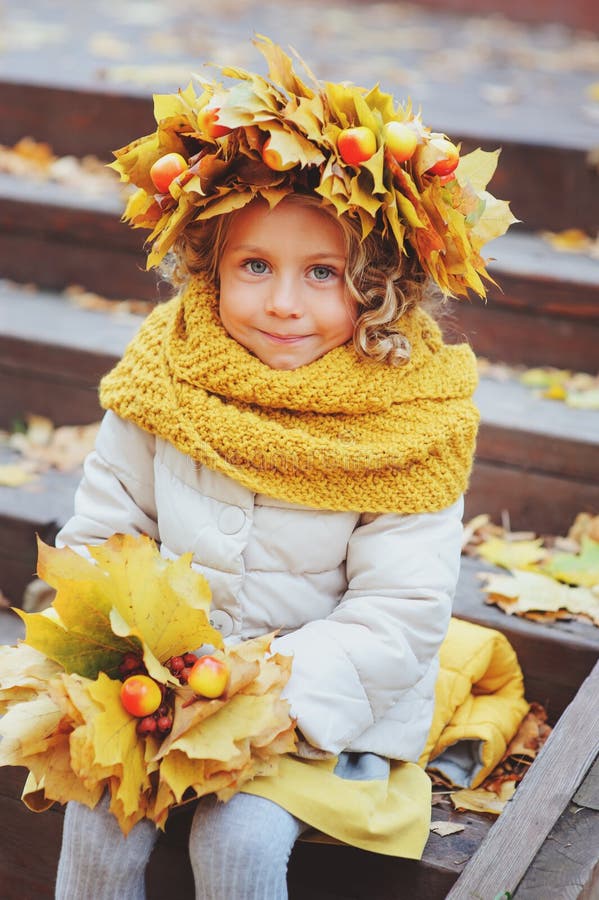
left=0, top=535, right=297, bottom=834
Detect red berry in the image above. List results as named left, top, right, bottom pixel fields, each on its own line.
left=178, top=667, right=191, bottom=684
left=169, top=655, right=185, bottom=673
left=183, top=653, right=197, bottom=666
left=119, top=652, right=142, bottom=676
left=136, top=716, right=158, bottom=736
left=156, top=716, right=173, bottom=734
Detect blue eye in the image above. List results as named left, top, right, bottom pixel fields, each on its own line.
left=311, top=265, right=334, bottom=281
left=245, top=259, right=269, bottom=275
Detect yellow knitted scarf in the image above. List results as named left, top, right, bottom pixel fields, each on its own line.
left=99, top=278, right=479, bottom=514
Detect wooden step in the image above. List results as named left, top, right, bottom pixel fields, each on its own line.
left=1, top=572, right=597, bottom=898
left=0, top=762, right=494, bottom=899
left=0, top=284, right=140, bottom=427
left=446, top=660, right=599, bottom=899
left=1, top=7, right=597, bottom=234
left=412, top=0, right=597, bottom=32
left=2, top=177, right=598, bottom=370
left=465, top=376, right=599, bottom=533
left=454, top=556, right=599, bottom=723
left=0, top=445, right=81, bottom=605
left=446, top=229, right=599, bottom=372
left=0, top=173, right=159, bottom=301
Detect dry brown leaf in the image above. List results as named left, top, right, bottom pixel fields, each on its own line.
left=568, top=513, right=599, bottom=545
left=8, top=418, right=100, bottom=474
left=65, top=286, right=157, bottom=317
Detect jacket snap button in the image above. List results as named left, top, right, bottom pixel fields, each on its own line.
left=209, top=609, right=234, bottom=637
left=218, top=506, right=246, bottom=535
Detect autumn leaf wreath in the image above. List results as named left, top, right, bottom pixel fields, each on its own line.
left=0, top=535, right=296, bottom=834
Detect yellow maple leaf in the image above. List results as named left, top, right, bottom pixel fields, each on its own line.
left=0, top=644, right=61, bottom=711
left=540, top=228, right=592, bottom=253
left=0, top=463, right=37, bottom=486
left=482, top=569, right=599, bottom=626
left=0, top=694, right=65, bottom=764
left=451, top=780, right=516, bottom=815
left=476, top=536, right=547, bottom=570
left=17, top=535, right=221, bottom=682
left=0, top=536, right=296, bottom=835
left=456, top=148, right=500, bottom=192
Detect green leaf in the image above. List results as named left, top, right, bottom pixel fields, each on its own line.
left=544, top=537, right=599, bottom=587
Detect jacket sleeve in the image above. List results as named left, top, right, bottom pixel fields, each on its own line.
left=271, top=497, right=464, bottom=754
left=56, top=411, right=159, bottom=550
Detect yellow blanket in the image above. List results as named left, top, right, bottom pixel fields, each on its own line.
left=243, top=618, right=528, bottom=858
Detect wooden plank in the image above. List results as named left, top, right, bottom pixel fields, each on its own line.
left=0, top=446, right=79, bottom=602
left=474, top=377, right=599, bottom=483
left=0, top=764, right=493, bottom=900
left=574, top=757, right=599, bottom=812
left=454, top=556, right=599, bottom=722
left=446, top=301, right=599, bottom=373
left=445, top=660, right=599, bottom=899
left=466, top=461, right=599, bottom=536
left=0, top=173, right=160, bottom=300
left=0, top=792, right=62, bottom=899
left=513, top=797, right=599, bottom=897
left=0, top=80, right=154, bottom=161
left=406, top=0, right=598, bottom=32
left=0, top=231, right=156, bottom=302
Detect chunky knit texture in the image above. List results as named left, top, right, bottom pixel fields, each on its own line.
left=99, top=278, right=479, bottom=514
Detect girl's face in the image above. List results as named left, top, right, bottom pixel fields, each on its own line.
left=218, top=199, right=357, bottom=370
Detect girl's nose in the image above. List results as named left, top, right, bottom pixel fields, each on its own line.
left=265, top=280, right=303, bottom=317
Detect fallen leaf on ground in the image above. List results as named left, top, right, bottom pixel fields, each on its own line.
left=544, top=537, right=599, bottom=588
left=540, top=228, right=599, bottom=258
left=429, top=820, right=465, bottom=836
left=0, top=138, right=126, bottom=198
left=451, top=780, right=516, bottom=815
left=476, top=536, right=548, bottom=570
left=482, top=569, right=599, bottom=626
left=477, top=358, right=599, bottom=409
left=65, top=285, right=157, bottom=317
left=568, top=514, right=599, bottom=544
left=0, top=463, right=38, bottom=487
left=6, top=416, right=101, bottom=473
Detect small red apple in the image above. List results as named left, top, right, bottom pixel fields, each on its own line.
left=120, top=674, right=162, bottom=718
left=149, top=152, right=188, bottom=193
left=187, top=655, right=230, bottom=699
left=426, top=139, right=459, bottom=177
left=262, top=137, right=296, bottom=172
left=383, top=121, right=418, bottom=164
left=337, top=126, right=377, bottom=166
left=197, top=106, right=232, bottom=139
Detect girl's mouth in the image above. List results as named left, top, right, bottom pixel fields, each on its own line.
left=260, top=331, right=309, bottom=344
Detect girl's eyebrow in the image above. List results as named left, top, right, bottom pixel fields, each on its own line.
left=231, top=243, right=345, bottom=260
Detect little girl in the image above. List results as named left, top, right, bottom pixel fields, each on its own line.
left=54, top=36, right=513, bottom=900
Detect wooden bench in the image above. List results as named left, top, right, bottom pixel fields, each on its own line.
left=1, top=591, right=597, bottom=898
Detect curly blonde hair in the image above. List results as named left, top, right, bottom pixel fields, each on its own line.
left=162, top=193, right=442, bottom=365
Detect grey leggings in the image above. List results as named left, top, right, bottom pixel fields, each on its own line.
left=55, top=791, right=308, bottom=899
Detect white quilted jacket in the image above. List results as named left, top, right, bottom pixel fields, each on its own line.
left=57, top=411, right=465, bottom=762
